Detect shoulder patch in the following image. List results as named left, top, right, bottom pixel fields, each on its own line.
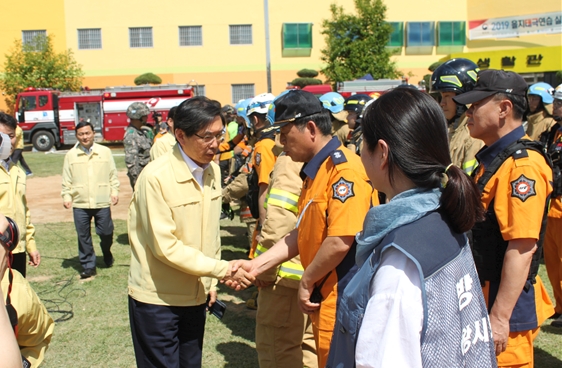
left=331, top=150, right=348, bottom=165
left=512, top=148, right=529, bottom=159
left=332, top=177, right=355, bottom=203
left=255, top=152, right=262, bottom=166
left=510, top=174, right=536, bottom=202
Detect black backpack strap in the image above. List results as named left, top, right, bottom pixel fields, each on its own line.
left=473, top=139, right=551, bottom=193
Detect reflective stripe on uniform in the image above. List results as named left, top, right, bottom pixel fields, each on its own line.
left=265, top=188, right=299, bottom=213
left=278, top=262, right=304, bottom=280
left=462, top=159, right=478, bottom=176
left=255, top=243, right=304, bottom=280
left=255, top=243, right=268, bottom=257
left=240, top=206, right=253, bottom=220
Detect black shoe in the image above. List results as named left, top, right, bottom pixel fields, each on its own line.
left=80, top=268, right=97, bottom=279
left=549, top=312, right=561, bottom=320
left=104, top=254, right=114, bottom=268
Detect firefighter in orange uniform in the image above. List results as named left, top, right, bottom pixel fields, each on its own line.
left=229, top=90, right=373, bottom=367
left=246, top=93, right=279, bottom=258
left=454, top=70, right=554, bottom=367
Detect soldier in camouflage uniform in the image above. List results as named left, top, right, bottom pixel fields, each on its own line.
left=124, top=102, right=152, bottom=188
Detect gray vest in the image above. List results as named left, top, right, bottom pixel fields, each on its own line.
left=327, top=211, right=497, bottom=368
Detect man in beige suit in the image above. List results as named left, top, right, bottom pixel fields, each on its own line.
left=61, top=121, right=119, bottom=278
left=128, top=97, right=252, bottom=368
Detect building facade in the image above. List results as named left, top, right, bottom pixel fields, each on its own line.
left=0, top=0, right=560, bottom=111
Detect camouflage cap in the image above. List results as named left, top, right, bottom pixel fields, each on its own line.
left=126, top=102, right=150, bottom=120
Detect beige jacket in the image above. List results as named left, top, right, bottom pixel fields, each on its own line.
left=61, top=143, right=119, bottom=209
left=449, top=114, right=484, bottom=175
left=255, top=154, right=304, bottom=289
left=2, top=269, right=54, bottom=367
left=128, top=145, right=229, bottom=306
left=526, top=109, right=556, bottom=141
left=0, top=162, right=36, bottom=254
left=15, top=125, right=24, bottom=150
left=150, top=132, right=176, bottom=161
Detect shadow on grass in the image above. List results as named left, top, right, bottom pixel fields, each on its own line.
left=535, top=347, right=562, bottom=367
left=60, top=254, right=118, bottom=272
left=215, top=282, right=257, bottom=342
left=216, top=341, right=258, bottom=368
left=221, top=226, right=247, bottom=237
left=61, top=256, right=82, bottom=272
left=116, top=233, right=129, bottom=245
left=541, top=325, right=562, bottom=335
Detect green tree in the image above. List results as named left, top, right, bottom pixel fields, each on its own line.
left=320, top=0, right=400, bottom=84
left=291, top=68, right=323, bottom=88
left=134, top=72, right=162, bottom=85
left=0, top=34, right=83, bottom=113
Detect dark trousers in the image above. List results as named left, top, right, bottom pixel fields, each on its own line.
left=11, top=149, right=32, bottom=174
left=73, top=207, right=113, bottom=270
left=129, top=296, right=207, bottom=368
left=11, top=252, right=27, bottom=277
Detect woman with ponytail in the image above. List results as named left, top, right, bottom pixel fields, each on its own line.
left=327, top=88, right=496, bottom=368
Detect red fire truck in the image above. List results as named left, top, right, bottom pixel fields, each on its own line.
left=15, top=84, right=194, bottom=151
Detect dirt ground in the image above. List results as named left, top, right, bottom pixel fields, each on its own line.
left=26, top=171, right=133, bottom=224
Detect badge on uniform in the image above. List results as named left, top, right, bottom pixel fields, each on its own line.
left=510, top=174, right=536, bottom=202
left=255, top=153, right=262, bottom=166
left=332, top=177, right=355, bottom=203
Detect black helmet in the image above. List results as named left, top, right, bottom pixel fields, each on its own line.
left=343, top=94, right=372, bottom=114
left=430, top=58, right=479, bottom=94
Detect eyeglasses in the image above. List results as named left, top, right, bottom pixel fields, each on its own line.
left=194, top=132, right=224, bottom=144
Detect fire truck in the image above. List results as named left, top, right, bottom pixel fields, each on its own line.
left=15, top=84, right=194, bottom=151
left=336, top=79, right=410, bottom=98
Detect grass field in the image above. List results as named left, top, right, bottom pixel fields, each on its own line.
left=17, top=147, right=562, bottom=367
left=22, top=146, right=126, bottom=177
left=28, top=218, right=259, bottom=368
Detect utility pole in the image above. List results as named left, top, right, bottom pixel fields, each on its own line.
left=263, top=0, right=272, bottom=93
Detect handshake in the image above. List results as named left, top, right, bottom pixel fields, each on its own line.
left=221, top=259, right=272, bottom=291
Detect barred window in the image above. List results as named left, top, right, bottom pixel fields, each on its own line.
left=22, top=30, right=47, bottom=49
left=129, top=27, right=153, bottom=48
left=179, top=26, right=202, bottom=46
left=229, top=25, right=252, bottom=45
left=78, top=29, right=102, bottom=49
left=232, top=84, right=254, bottom=103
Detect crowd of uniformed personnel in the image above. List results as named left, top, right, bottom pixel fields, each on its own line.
left=1, top=59, right=562, bottom=368
left=217, top=61, right=562, bottom=368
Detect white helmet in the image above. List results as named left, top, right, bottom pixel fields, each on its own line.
left=554, top=84, right=562, bottom=101
left=247, top=93, right=275, bottom=116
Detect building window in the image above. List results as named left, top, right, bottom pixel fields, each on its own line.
left=22, top=30, right=47, bottom=49
left=232, top=84, right=254, bottom=103
left=194, top=85, right=206, bottom=96
left=129, top=27, right=153, bottom=48
left=179, top=26, right=202, bottom=46
left=283, top=23, right=312, bottom=49
left=387, top=22, right=404, bottom=47
left=229, top=25, right=252, bottom=45
left=406, top=22, right=435, bottom=47
left=438, top=21, right=465, bottom=46
left=78, top=29, right=102, bottom=50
